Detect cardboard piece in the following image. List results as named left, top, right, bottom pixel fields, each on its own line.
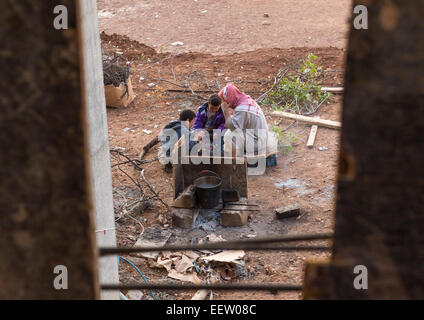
left=174, top=255, right=194, bottom=273
left=104, top=76, right=134, bottom=108
left=168, top=270, right=201, bottom=284
left=200, top=250, right=245, bottom=263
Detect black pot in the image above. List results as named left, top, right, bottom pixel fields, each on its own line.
left=193, top=170, right=222, bottom=209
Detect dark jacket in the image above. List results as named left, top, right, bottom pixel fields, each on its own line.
left=159, top=120, right=195, bottom=159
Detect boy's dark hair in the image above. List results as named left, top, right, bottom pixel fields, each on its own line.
left=208, top=94, right=222, bottom=107
left=179, top=109, right=196, bottom=121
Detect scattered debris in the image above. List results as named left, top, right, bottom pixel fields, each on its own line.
left=138, top=136, right=159, bottom=160
left=127, top=290, right=144, bottom=300
left=143, top=129, right=153, bottom=134
left=191, top=290, right=209, bottom=300
left=275, top=203, right=301, bottom=219
left=321, top=86, right=344, bottom=93
left=103, top=62, right=130, bottom=87
left=148, top=83, right=156, bottom=87
left=171, top=208, right=196, bottom=229
left=233, top=260, right=249, bottom=279
left=193, top=209, right=220, bottom=231
left=318, top=147, right=329, bottom=151
left=262, top=21, right=271, bottom=25
left=175, top=255, right=194, bottom=273
left=171, top=41, right=184, bottom=46
left=168, top=269, right=200, bottom=283
left=220, top=209, right=249, bottom=227
left=307, top=125, right=318, bottom=148
left=156, top=258, right=173, bottom=271
left=204, top=234, right=226, bottom=243
left=199, top=250, right=245, bottom=264
left=272, top=111, right=342, bottom=129
left=131, top=228, right=172, bottom=259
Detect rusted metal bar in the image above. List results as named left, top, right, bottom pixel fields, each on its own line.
left=99, top=232, right=333, bottom=256
left=101, top=245, right=330, bottom=256
left=101, top=283, right=302, bottom=292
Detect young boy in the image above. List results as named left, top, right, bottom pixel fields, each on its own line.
left=193, top=94, right=226, bottom=141
left=159, top=109, right=196, bottom=172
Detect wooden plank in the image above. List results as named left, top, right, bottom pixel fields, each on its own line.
left=306, top=125, right=318, bottom=148
left=321, top=87, right=344, bottom=93
left=271, top=111, right=342, bottom=129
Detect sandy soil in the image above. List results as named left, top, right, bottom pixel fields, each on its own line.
left=97, top=0, right=349, bottom=300
left=97, top=0, right=352, bottom=54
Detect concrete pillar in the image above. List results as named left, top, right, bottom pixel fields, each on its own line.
left=77, top=0, right=119, bottom=300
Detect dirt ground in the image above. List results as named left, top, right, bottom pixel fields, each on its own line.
left=98, top=0, right=349, bottom=300
left=97, top=0, right=352, bottom=54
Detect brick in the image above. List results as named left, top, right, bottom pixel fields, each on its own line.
left=220, top=210, right=249, bottom=227
left=171, top=208, right=194, bottom=228
left=173, top=185, right=196, bottom=208
left=275, top=204, right=300, bottom=219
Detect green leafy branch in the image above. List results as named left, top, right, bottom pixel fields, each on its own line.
left=258, top=54, right=332, bottom=115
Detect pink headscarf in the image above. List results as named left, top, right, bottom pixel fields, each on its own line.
left=218, top=83, right=258, bottom=110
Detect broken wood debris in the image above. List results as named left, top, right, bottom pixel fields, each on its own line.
left=129, top=230, right=248, bottom=287
left=271, top=111, right=341, bottom=129
left=306, top=125, right=318, bottom=148
left=138, top=136, right=159, bottom=160
left=321, top=86, right=344, bottom=93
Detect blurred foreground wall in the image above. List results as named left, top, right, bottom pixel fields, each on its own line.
left=304, top=0, right=424, bottom=299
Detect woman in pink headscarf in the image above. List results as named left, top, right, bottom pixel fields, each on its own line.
left=218, top=83, right=269, bottom=158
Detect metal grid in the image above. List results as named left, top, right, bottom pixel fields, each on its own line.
left=100, top=232, right=333, bottom=292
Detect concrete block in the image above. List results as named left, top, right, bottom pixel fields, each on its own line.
left=275, top=204, right=300, bottom=219
left=173, top=185, right=196, bottom=208
left=172, top=208, right=195, bottom=228
left=220, top=210, right=249, bottom=227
